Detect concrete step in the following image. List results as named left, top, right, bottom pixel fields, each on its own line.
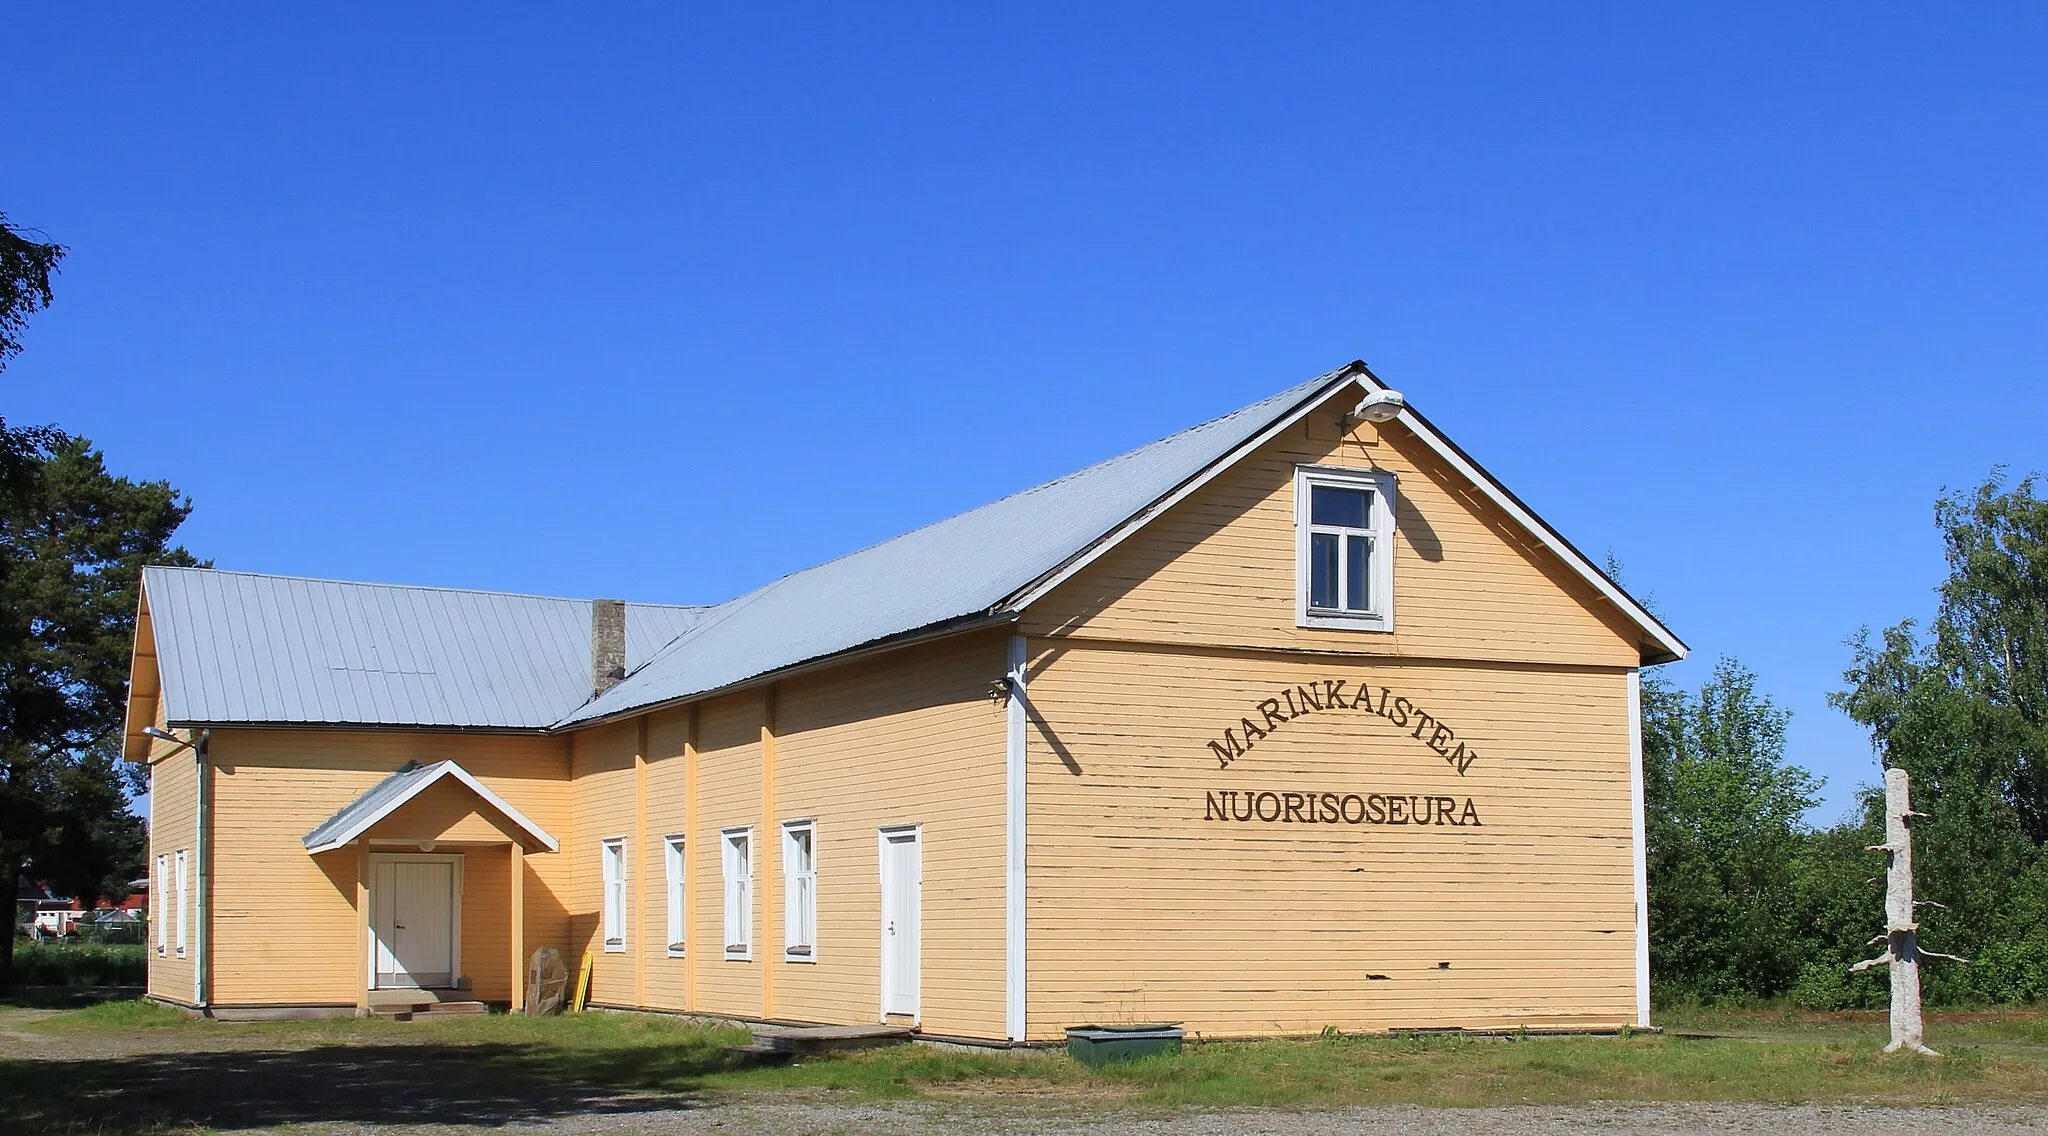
left=418, top=1000, right=487, bottom=1016
left=725, top=1042, right=796, bottom=1065
left=367, top=987, right=486, bottom=1019
left=753, top=1024, right=915, bottom=1056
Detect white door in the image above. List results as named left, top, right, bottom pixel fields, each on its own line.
left=372, top=859, right=457, bottom=988
left=879, top=827, right=921, bottom=1019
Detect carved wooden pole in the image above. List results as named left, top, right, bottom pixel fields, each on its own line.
left=1850, top=767, right=1965, bottom=1056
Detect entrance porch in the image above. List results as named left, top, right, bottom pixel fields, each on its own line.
left=303, top=760, right=559, bottom=1014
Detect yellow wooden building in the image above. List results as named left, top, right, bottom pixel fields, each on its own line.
left=124, top=363, right=1684, bottom=1040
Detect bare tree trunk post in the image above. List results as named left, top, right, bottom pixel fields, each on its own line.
left=1879, top=768, right=1929, bottom=1054
left=1850, top=767, right=1965, bottom=1056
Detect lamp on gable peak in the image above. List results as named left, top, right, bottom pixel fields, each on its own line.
left=1354, top=388, right=1406, bottom=423
left=1336, top=387, right=1406, bottom=438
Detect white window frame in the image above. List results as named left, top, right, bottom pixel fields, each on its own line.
left=721, top=826, right=753, bottom=961
left=1294, top=464, right=1397, bottom=631
left=153, top=853, right=168, bottom=955
left=663, top=834, right=687, bottom=958
left=782, top=819, right=818, bottom=963
left=600, top=837, right=627, bottom=953
left=174, top=848, right=189, bottom=958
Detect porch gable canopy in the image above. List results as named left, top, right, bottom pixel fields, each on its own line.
left=303, top=759, right=559, bottom=855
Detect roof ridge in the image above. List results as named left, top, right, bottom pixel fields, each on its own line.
left=549, top=364, right=1366, bottom=727
left=144, top=564, right=708, bottom=611
left=673, top=366, right=1359, bottom=600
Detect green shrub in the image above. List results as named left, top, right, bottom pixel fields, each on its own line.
left=1789, top=960, right=1876, bottom=1011
left=1962, top=936, right=2048, bottom=1005
left=10, top=941, right=146, bottom=986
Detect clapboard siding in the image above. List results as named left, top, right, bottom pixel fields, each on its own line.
left=769, top=629, right=1009, bottom=1037
left=204, top=730, right=572, bottom=1007
left=144, top=692, right=198, bottom=1004
left=1024, top=641, right=1636, bottom=1037
left=690, top=691, right=766, bottom=1019
left=568, top=720, right=637, bottom=1004
left=1022, top=391, right=1643, bottom=669
left=558, top=633, right=1007, bottom=1035
left=640, top=706, right=693, bottom=1011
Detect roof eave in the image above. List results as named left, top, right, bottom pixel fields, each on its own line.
left=998, top=362, right=1686, bottom=667
left=302, top=760, right=560, bottom=854
left=1389, top=400, right=1689, bottom=666
left=999, top=362, right=1372, bottom=612
left=547, top=609, right=1022, bottom=732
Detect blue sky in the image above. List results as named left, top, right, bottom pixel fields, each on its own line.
left=8, top=5, right=2045, bottom=821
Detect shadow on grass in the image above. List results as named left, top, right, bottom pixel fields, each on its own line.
left=0, top=1038, right=725, bottom=1133
left=0, top=985, right=146, bottom=1010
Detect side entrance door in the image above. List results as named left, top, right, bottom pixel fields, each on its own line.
left=371, top=857, right=458, bottom=989
left=878, top=826, right=921, bottom=1020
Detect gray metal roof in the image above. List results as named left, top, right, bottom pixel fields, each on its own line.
left=145, top=566, right=707, bottom=728
left=302, top=760, right=437, bottom=850
left=144, top=361, right=1683, bottom=737
left=555, top=366, right=1361, bottom=726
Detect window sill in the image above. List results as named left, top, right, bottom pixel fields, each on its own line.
left=604, top=940, right=626, bottom=954
left=784, top=949, right=817, bottom=964
left=724, top=948, right=753, bottom=962
left=667, top=948, right=686, bottom=959
left=1298, top=611, right=1391, bottom=632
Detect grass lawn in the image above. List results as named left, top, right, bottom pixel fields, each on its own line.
left=3, top=999, right=2045, bottom=1132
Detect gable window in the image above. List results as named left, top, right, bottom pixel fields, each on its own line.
left=1295, top=465, right=1396, bottom=630
left=664, top=835, right=686, bottom=957
left=722, top=827, right=753, bottom=960
left=154, top=853, right=168, bottom=956
left=601, top=838, right=627, bottom=952
left=782, top=820, right=817, bottom=961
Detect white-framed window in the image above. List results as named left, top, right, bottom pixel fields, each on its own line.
left=174, top=849, right=189, bottom=958
left=1294, top=465, right=1396, bottom=631
left=782, top=820, right=817, bottom=962
left=663, top=834, right=687, bottom=957
left=153, top=853, right=168, bottom=955
left=721, top=827, right=753, bottom=960
left=600, top=837, right=627, bottom=952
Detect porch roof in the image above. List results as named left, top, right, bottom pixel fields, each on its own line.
left=302, top=759, right=559, bottom=855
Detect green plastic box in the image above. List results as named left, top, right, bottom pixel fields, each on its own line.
left=1065, top=1024, right=1185, bottom=1067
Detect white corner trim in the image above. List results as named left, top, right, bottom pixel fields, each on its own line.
left=304, top=760, right=560, bottom=854
left=1004, top=633, right=1028, bottom=1042
left=1627, top=668, right=1650, bottom=1027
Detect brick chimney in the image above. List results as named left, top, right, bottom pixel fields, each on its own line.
left=591, top=599, right=627, bottom=696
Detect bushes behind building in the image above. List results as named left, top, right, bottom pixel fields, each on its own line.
left=10, top=941, right=146, bottom=986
